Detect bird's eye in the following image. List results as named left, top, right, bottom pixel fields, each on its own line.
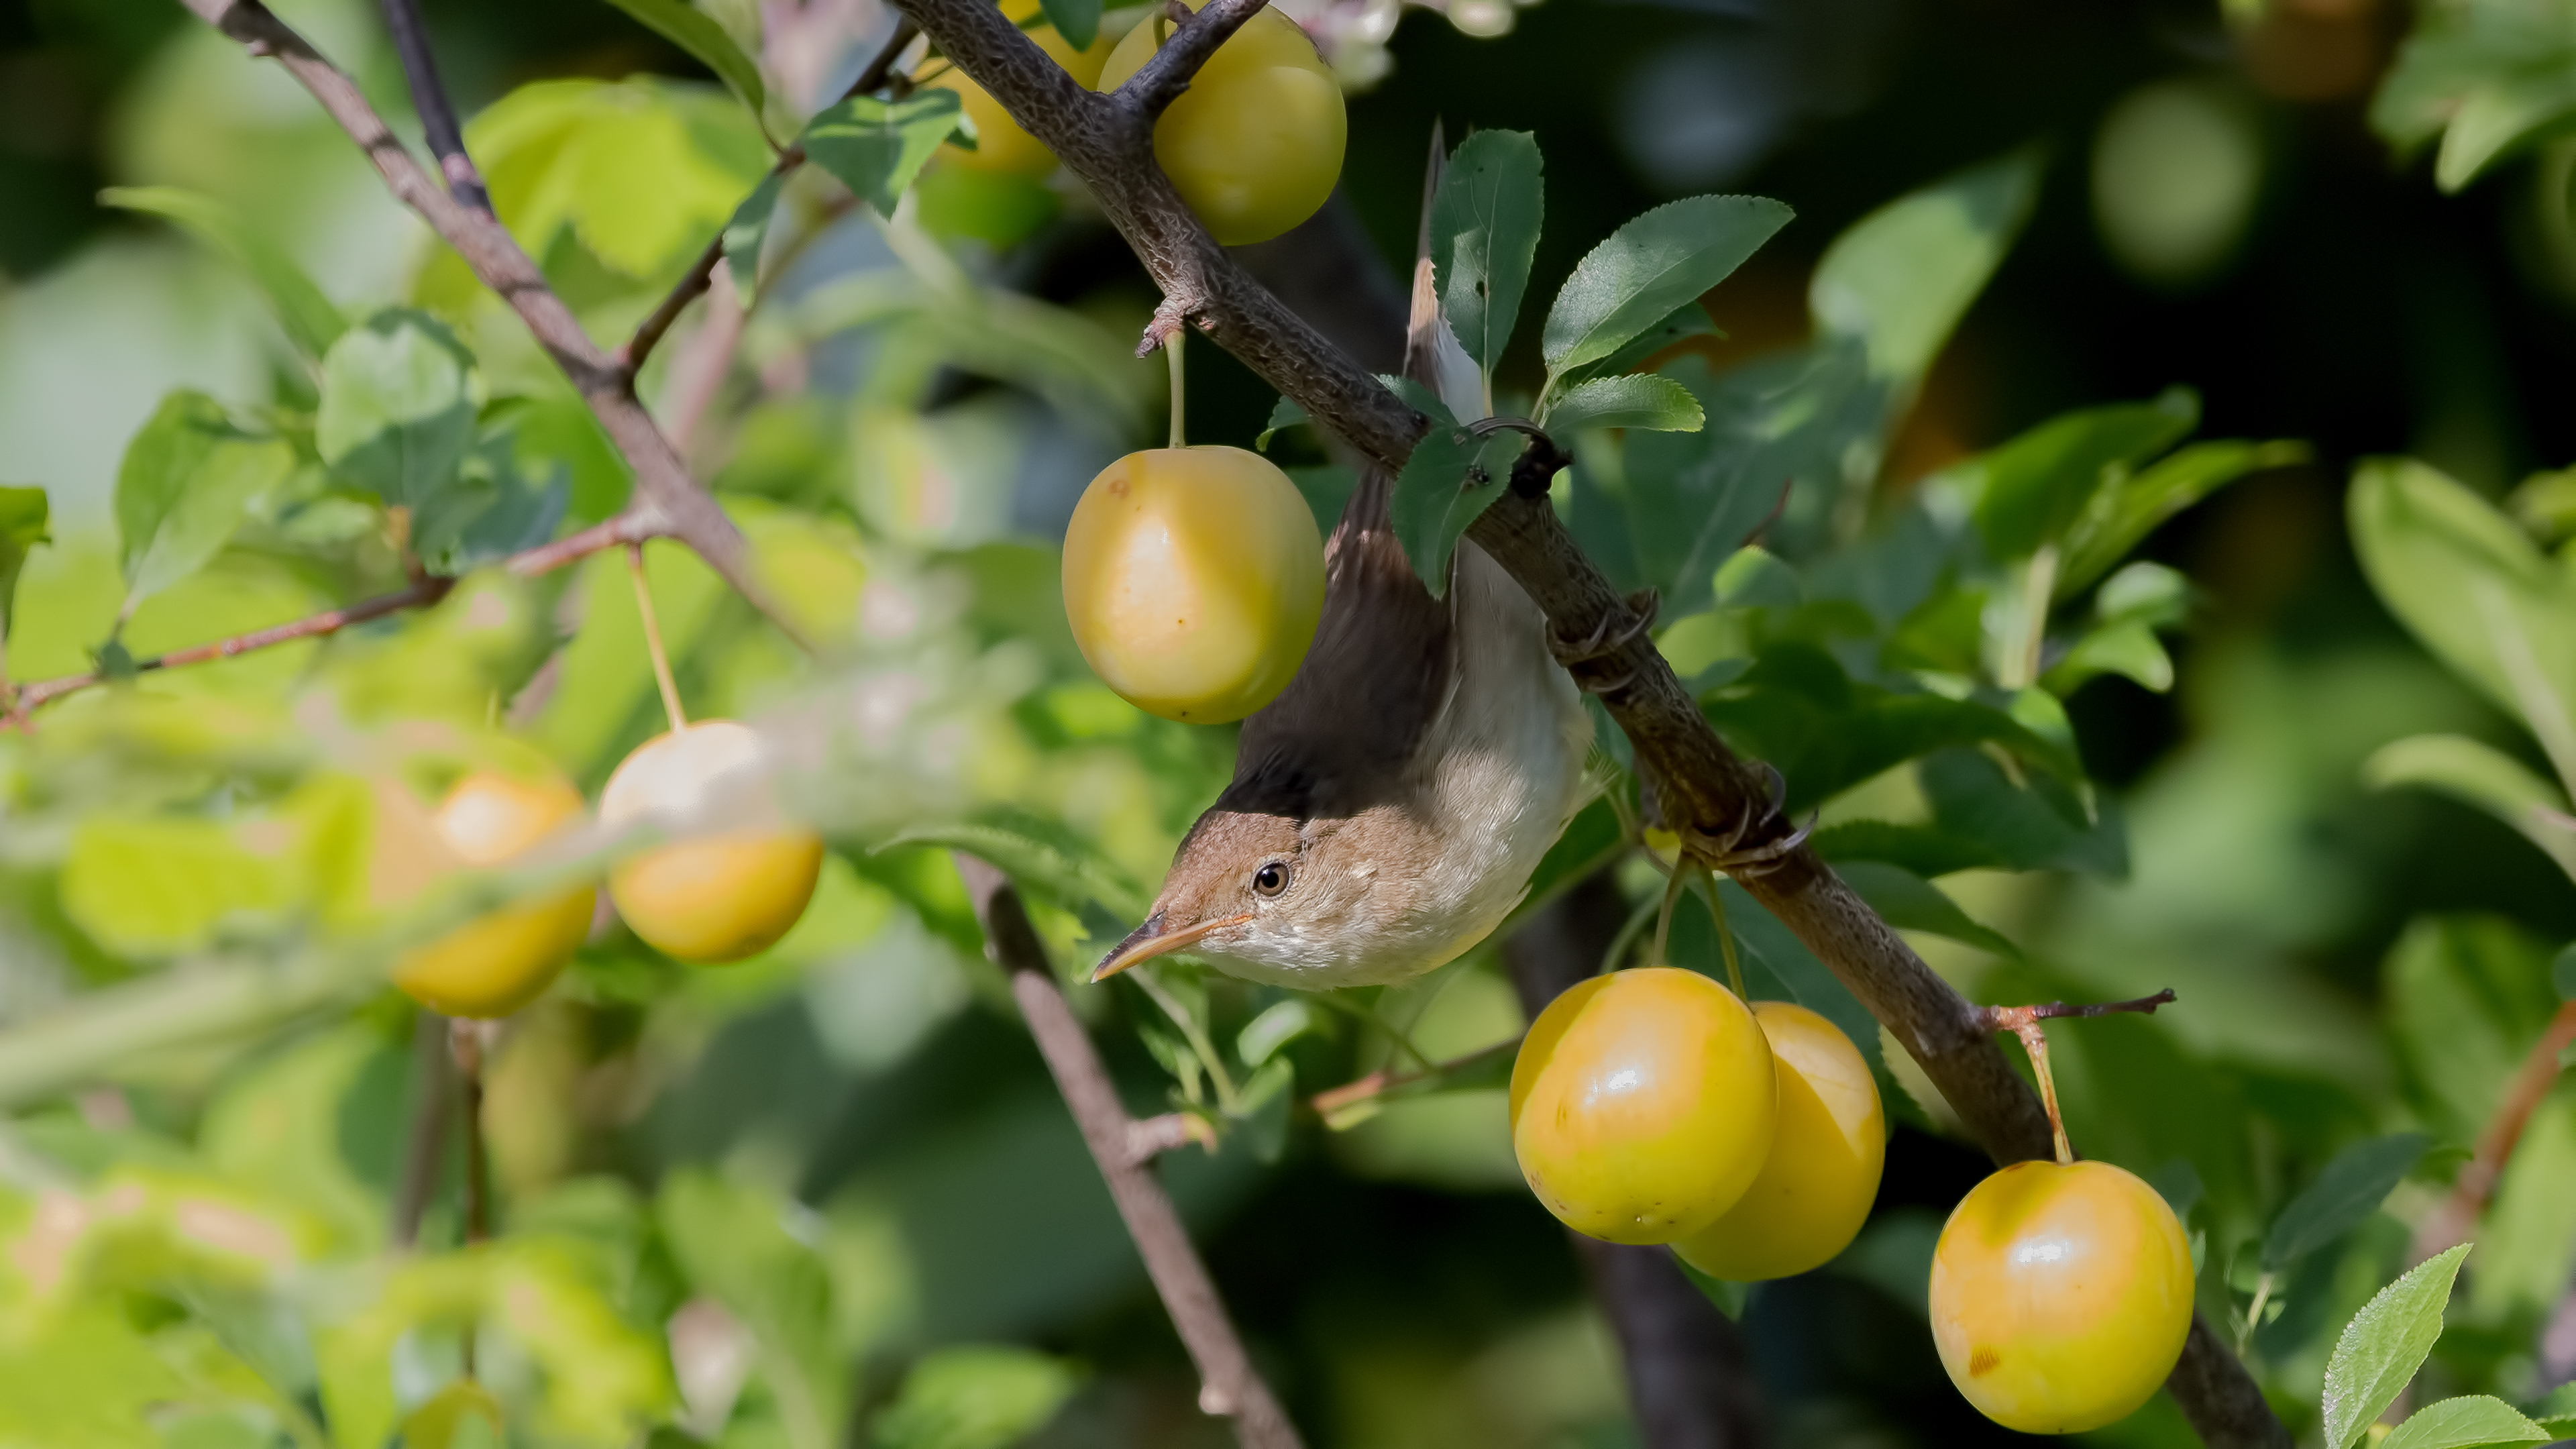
left=1252, top=861, right=1291, bottom=898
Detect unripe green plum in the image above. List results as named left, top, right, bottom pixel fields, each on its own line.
left=1061, top=445, right=1324, bottom=723
left=1674, top=1001, right=1885, bottom=1281
left=1095, top=0, right=1346, bottom=244
left=1929, top=1159, right=2195, bottom=1434
left=601, top=720, right=824, bottom=964
left=1508, top=967, right=1778, bottom=1245
left=391, top=770, right=596, bottom=1019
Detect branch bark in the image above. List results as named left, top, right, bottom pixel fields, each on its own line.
left=885, top=5, right=2290, bottom=1442
left=374, top=0, right=490, bottom=210
left=2411, top=999, right=2576, bottom=1265
left=952, top=853, right=1305, bottom=1449
left=177, top=0, right=802, bottom=648
left=1504, top=872, right=1769, bottom=1449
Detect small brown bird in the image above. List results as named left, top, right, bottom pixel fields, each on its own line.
left=1093, top=145, right=1593, bottom=990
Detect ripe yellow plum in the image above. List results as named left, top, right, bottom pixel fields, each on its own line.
left=1508, top=967, right=1778, bottom=1245
left=926, top=0, right=1114, bottom=177
left=1096, top=0, right=1346, bottom=244
left=391, top=770, right=596, bottom=1019
left=1061, top=445, right=1324, bottom=723
left=1674, top=1001, right=1885, bottom=1281
left=600, top=720, right=824, bottom=964
left=1929, top=1159, right=2195, bottom=1434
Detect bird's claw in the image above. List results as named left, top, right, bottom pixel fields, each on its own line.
left=1677, top=763, right=1813, bottom=878
left=1550, top=589, right=1659, bottom=694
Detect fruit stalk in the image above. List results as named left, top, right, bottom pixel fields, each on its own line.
left=627, top=543, right=689, bottom=733
left=953, top=852, right=1307, bottom=1449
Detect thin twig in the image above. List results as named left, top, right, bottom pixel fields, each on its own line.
left=1305, top=1038, right=1515, bottom=1120
left=615, top=16, right=921, bottom=378
left=6, top=508, right=667, bottom=723
left=180, top=0, right=806, bottom=651
left=951, top=853, right=1305, bottom=1449
left=374, top=0, right=490, bottom=209
left=392, top=1009, right=457, bottom=1250
left=1976, top=989, right=2178, bottom=1033
left=449, top=1017, right=494, bottom=1377
left=1108, top=0, right=1269, bottom=119
left=2411, top=998, right=2576, bottom=1263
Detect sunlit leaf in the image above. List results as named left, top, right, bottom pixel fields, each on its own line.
left=1540, top=373, right=1705, bottom=435
left=1431, top=129, right=1543, bottom=386
left=100, top=187, right=347, bottom=364
left=115, top=392, right=294, bottom=614
left=2058, top=437, right=2308, bottom=596
left=596, top=0, right=769, bottom=123
left=2381, top=1394, right=2551, bottom=1449
left=873, top=1345, right=1081, bottom=1449
left=1809, top=148, right=2039, bottom=380
left=0, top=484, right=47, bottom=649
left=1935, top=388, right=2198, bottom=564
left=802, top=90, right=965, bottom=215
left=1540, top=195, right=1792, bottom=388
left=2320, top=1243, right=2471, bottom=1449
left=722, top=168, right=786, bottom=302
left=2364, top=733, right=2576, bottom=879
left=315, top=311, right=482, bottom=513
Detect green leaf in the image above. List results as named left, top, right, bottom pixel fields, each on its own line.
left=2320, top=1243, right=2473, bottom=1449
left=596, top=0, right=769, bottom=123
left=2363, top=734, right=2576, bottom=879
left=1833, top=861, right=2019, bottom=957
left=1430, top=129, right=1544, bottom=385
left=2555, top=945, right=2576, bottom=1002
left=1674, top=1258, right=1752, bottom=1320
left=801, top=90, right=965, bottom=216
left=1256, top=396, right=1308, bottom=453
left=2528, top=1381, right=2576, bottom=1432
left=100, top=187, right=347, bottom=364
left=873, top=816, right=1149, bottom=920
left=722, top=168, right=786, bottom=302
left=1540, top=373, right=1705, bottom=435
left=1580, top=301, right=1719, bottom=382
left=2058, top=437, right=2309, bottom=595
left=2043, top=621, right=2175, bottom=694
left=315, top=310, right=482, bottom=511
left=411, top=411, right=573, bottom=576
left=872, top=1345, right=1080, bottom=1449
left=0, top=485, right=46, bottom=647
left=1238, top=1000, right=1323, bottom=1067
left=1390, top=425, right=1522, bottom=597
left=1809, top=148, right=2039, bottom=380
left=2351, top=458, right=2576, bottom=741
left=1540, top=195, right=1792, bottom=385
left=657, top=1171, right=844, bottom=1449
left=1038, top=0, right=1103, bottom=48
left=2437, top=68, right=2576, bottom=191
left=114, top=391, right=294, bottom=612
left=1811, top=820, right=2002, bottom=878
left=1234, top=1056, right=1295, bottom=1164
left=2383, top=1395, right=2551, bottom=1449
left=2262, top=1133, right=2433, bottom=1273
left=1938, top=388, right=2200, bottom=564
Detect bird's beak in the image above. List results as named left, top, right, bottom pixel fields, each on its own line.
left=1091, top=910, right=1255, bottom=982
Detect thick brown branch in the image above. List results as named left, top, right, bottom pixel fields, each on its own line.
left=179, top=0, right=804, bottom=650
left=1110, top=0, right=1269, bottom=119
left=953, top=853, right=1304, bottom=1449
left=2412, top=999, right=2576, bottom=1263
left=892, top=5, right=2292, bottom=1440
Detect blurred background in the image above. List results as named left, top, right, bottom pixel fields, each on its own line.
left=3, top=0, right=2574, bottom=1444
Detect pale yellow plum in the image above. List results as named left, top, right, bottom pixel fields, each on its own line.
left=1061, top=445, right=1324, bottom=723
left=1929, top=1159, right=2196, bottom=1434
left=926, top=0, right=1115, bottom=177
left=1507, top=967, right=1778, bottom=1246
left=1674, top=1001, right=1886, bottom=1281
left=600, top=720, right=824, bottom=964
left=1096, top=0, right=1346, bottom=244
left=391, top=769, right=596, bottom=1019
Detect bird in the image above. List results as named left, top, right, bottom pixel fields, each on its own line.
left=1091, top=136, right=1594, bottom=991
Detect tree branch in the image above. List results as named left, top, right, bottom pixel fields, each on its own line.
left=1110, top=0, right=1270, bottom=119
left=952, top=853, right=1304, bottom=1449
left=886, top=4, right=2290, bottom=1440
left=2412, top=999, right=2576, bottom=1264
left=374, top=0, right=490, bottom=210
left=177, top=0, right=806, bottom=649
left=4, top=508, right=666, bottom=722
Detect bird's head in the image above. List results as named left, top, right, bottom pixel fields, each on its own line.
left=1092, top=803, right=1428, bottom=984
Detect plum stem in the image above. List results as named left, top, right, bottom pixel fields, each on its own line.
left=2007, top=1020, right=2074, bottom=1167
left=627, top=543, right=689, bottom=733
left=1167, top=327, right=1187, bottom=450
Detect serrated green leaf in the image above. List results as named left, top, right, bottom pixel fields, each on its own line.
left=0, top=485, right=46, bottom=648
left=2321, top=1243, right=2473, bottom=1449
left=1038, top=0, right=1104, bottom=52
left=596, top=0, right=769, bottom=123
left=2263, top=1133, right=2433, bottom=1273
left=2527, top=1381, right=2576, bottom=1430
left=115, top=392, right=294, bottom=612
left=1541, top=195, right=1792, bottom=385
left=315, top=310, right=482, bottom=512
left=802, top=90, right=965, bottom=215
left=1811, top=148, right=2039, bottom=380
left=2383, top=1395, right=2551, bottom=1449
left=1390, top=425, right=1522, bottom=597
left=1431, top=129, right=1544, bottom=386
left=2059, top=437, right=2309, bottom=595
left=1256, top=396, right=1308, bottom=452
left=722, top=168, right=786, bottom=302
left=2351, top=458, right=2576, bottom=741
left=2364, top=734, right=2576, bottom=879
left=1540, top=373, right=1705, bottom=435
left=101, top=186, right=347, bottom=364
